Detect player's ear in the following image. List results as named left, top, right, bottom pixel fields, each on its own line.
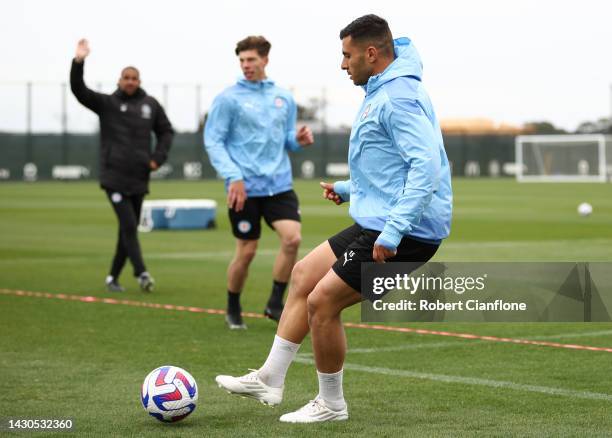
left=366, top=46, right=378, bottom=63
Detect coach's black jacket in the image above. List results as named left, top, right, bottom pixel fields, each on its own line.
left=70, top=59, right=173, bottom=194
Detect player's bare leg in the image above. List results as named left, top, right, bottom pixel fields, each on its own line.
left=225, top=239, right=258, bottom=329
left=279, top=270, right=359, bottom=422
left=265, top=219, right=302, bottom=321
left=216, top=241, right=337, bottom=404
left=276, top=241, right=337, bottom=343
left=307, top=271, right=361, bottom=372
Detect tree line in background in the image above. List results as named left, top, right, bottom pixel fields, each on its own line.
left=190, top=98, right=612, bottom=136
left=504, top=118, right=611, bottom=135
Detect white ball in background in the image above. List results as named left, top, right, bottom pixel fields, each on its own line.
left=577, top=202, right=593, bottom=217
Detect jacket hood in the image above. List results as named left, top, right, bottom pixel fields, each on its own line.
left=365, top=37, right=423, bottom=95
left=237, top=77, right=276, bottom=91
left=113, top=87, right=146, bottom=100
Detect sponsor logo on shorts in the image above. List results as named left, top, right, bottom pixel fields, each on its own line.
left=111, top=192, right=122, bottom=203
left=343, top=250, right=355, bottom=266
left=237, top=220, right=252, bottom=234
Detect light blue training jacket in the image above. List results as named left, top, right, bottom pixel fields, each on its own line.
left=204, top=78, right=301, bottom=196
left=333, top=37, right=452, bottom=250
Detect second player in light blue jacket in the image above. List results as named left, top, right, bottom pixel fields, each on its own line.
left=204, top=78, right=302, bottom=197
left=333, top=37, right=453, bottom=250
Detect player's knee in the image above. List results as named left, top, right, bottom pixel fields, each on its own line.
left=282, top=233, right=301, bottom=254
left=306, top=292, right=320, bottom=322
left=238, top=248, right=257, bottom=265
left=306, top=288, right=333, bottom=324
left=290, top=259, right=310, bottom=293
left=235, top=242, right=258, bottom=265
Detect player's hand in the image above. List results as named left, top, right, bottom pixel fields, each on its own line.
left=149, top=160, right=159, bottom=170
left=320, top=181, right=343, bottom=205
left=372, top=243, right=397, bottom=263
left=75, top=39, right=90, bottom=62
left=296, top=125, right=314, bottom=147
left=228, top=180, right=247, bottom=212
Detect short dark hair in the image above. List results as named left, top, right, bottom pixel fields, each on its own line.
left=121, top=66, right=140, bottom=77
left=235, top=36, right=271, bottom=57
left=339, top=14, right=393, bottom=56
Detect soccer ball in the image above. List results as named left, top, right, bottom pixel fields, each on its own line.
left=577, top=202, right=593, bottom=217
left=141, top=365, right=198, bottom=423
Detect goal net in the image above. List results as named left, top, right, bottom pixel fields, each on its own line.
left=515, top=135, right=612, bottom=182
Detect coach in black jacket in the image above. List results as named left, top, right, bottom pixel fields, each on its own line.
left=70, top=38, right=173, bottom=293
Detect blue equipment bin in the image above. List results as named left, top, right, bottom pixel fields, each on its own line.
left=139, top=199, right=217, bottom=231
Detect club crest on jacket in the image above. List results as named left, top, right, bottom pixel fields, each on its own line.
left=141, top=103, right=152, bottom=119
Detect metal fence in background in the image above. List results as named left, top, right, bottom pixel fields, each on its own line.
left=0, top=81, right=354, bottom=134
left=0, top=131, right=516, bottom=182
left=0, top=81, right=516, bottom=182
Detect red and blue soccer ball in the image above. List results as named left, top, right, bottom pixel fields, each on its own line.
left=141, top=365, right=198, bottom=423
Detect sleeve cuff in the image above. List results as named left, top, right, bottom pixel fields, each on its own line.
left=333, top=180, right=351, bottom=202
left=151, top=152, right=166, bottom=166
left=286, top=137, right=301, bottom=152
left=376, top=226, right=403, bottom=250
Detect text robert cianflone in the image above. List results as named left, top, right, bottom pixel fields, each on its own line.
left=372, top=299, right=528, bottom=312
left=371, top=273, right=487, bottom=295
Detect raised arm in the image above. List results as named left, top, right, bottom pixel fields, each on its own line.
left=70, top=39, right=104, bottom=113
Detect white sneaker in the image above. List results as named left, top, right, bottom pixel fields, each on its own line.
left=279, top=397, right=348, bottom=423
left=215, top=369, right=283, bottom=406
left=138, top=272, right=154, bottom=292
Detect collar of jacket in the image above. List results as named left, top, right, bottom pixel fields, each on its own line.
left=113, top=88, right=146, bottom=100
left=363, top=37, right=424, bottom=96
left=237, top=77, right=276, bottom=91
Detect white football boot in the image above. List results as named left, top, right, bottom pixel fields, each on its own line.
left=215, top=369, right=283, bottom=406
left=279, top=397, right=348, bottom=423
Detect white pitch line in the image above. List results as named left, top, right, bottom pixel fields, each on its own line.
left=147, top=248, right=301, bottom=260
left=347, top=341, right=476, bottom=354
left=531, top=330, right=612, bottom=340
left=339, top=330, right=612, bottom=354
left=0, top=248, right=291, bottom=264
left=441, top=238, right=612, bottom=249
left=293, top=356, right=612, bottom=402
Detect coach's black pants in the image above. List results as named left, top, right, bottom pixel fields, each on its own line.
left=105, top=190, right=147, bottom=278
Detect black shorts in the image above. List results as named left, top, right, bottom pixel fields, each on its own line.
left=328, top=223, right=439, bottom=294
left=229, top=190, right=300, bottom=240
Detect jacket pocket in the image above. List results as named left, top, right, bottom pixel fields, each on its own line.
left=132, top=148, right=151, bottom=178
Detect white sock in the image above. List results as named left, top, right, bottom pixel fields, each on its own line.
left=258, top=335, right=300, bottom=388
left=317, top=369, right=346, bottom=411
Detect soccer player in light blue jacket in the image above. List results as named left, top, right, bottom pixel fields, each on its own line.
left=204, top=36, right=314, bottom=330
left=215, top=15, right=452, bottom=423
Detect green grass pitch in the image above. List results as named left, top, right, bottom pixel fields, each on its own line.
left=1, top=179, right=612, bottom=436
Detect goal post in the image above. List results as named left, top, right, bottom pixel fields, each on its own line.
left=515, top=134, right=612, bottom=182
